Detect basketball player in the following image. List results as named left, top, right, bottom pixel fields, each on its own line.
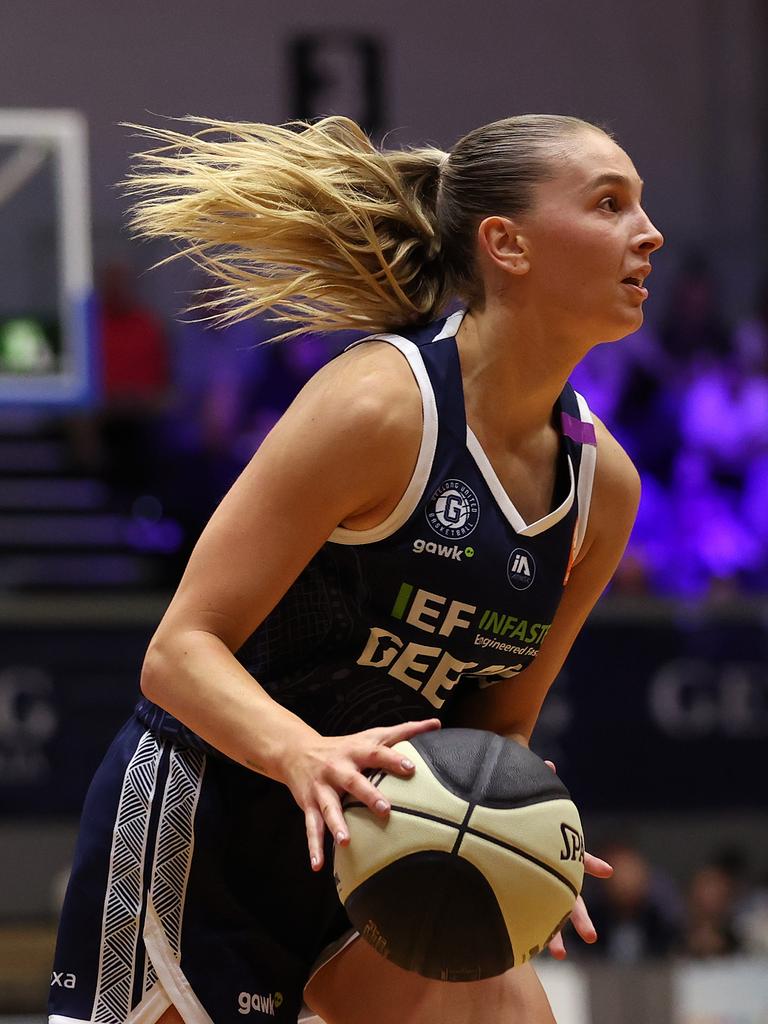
left=49, top=114, right=663, bottom=1024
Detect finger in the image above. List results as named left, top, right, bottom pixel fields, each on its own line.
left=544, top=759, right=557, bottom=775
left=375, top=718, right=442, bottom=748
left=315, top=784, right=350, bottom=848
left=359, top=741, right=421, bottom=778
left=304, top=805, right=326, bottom=871
left=547, top=930, right=567, bottom=959
left=570, top=896, right=597, bottom=944
left=340, top=768, right=391, bottom=818
left=585, top=853, right=614, bottom=878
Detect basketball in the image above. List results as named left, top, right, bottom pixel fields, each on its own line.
left=333, top=728, right=585, bottom=981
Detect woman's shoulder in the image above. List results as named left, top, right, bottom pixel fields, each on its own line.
left=592, top=415, right=641, bottom=495
left=296, top=335, right=424, bottom=445
left=576, top=413, right=641, bottom=564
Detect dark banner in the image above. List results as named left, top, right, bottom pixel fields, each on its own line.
left=1, top=606, right=766, bottom=816
left=530, top=608, right=768, bottom=812
left=0, top=623, right=148, bottom=815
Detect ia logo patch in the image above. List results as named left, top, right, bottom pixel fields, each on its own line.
left=507, top=547, right=535, bottom=590
left=425, top=479, right=480, bottom=540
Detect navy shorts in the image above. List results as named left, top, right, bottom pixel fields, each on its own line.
left=49, top=715, right=353, bottom=1024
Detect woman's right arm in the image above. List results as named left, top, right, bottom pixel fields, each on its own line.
left=140, top=341, right=440, bottom=867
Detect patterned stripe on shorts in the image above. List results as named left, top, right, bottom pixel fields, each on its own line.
left=92, top=730, right=164, bottom=1024
left=143, top=745, right=206, bottom=995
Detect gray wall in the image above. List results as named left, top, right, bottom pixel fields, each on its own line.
left=0, top=0, right=765, bottom=321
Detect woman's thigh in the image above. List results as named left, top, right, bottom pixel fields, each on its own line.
left=304, top=937, right=556, bottom=1024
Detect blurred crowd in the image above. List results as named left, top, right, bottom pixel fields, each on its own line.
left=572, top=255, right=768, bottom=597
left=578, top=840, right=768, bottom=962
left=71, top=254, right=768, bottom=596
left=67, top=262, right=346, bottom=574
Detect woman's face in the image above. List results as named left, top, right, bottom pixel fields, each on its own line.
left=514, top=130, right=664, bottom=342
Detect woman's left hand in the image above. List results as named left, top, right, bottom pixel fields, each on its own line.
left=543, top=760, right=613, bottom=959
left=547, top=852, right=613, bottom=958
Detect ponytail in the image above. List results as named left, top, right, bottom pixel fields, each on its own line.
left=123, top=116, right=452, bottom=339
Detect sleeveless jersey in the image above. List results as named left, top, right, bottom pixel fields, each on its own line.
left=136, top=309, right=597, bottom=746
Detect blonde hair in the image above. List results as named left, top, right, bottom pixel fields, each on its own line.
left=123, top=113, right=608, bottom=338
left=123, top=116, right=448, bottom=339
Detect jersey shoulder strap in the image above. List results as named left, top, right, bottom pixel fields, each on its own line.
left=559, top=383, right=597, bottom=560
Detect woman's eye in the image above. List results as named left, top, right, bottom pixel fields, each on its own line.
left=599, top=196, right=619, bottom=212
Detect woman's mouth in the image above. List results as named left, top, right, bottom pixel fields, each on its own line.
left=621, top=277, right=648, bottom=298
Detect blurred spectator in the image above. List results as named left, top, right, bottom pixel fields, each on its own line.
left=580, top=841, right=683, bottom=961
left=671, top=270, right=768, bottom=593
left=733, top=278, right=768, bottom=582
left=570, top=323, right=678, bottom=485
left=683, top=862, right=742, bottom=958
left=733, top=274, right=768, bottom=376
left=613, top=472, right=672, bottom=596
left=99, top=261, right=170, bottom=406
left=665, top=449, right=761, bottom=594
left=659, top=254, right=731, bottom=369
left=159, top=314, right=342, bottom=547
left=152, top=316, right=268, bottom=544
left=68, top=261, right=171, bottom=496
left=707, top=847, right=768, bottom=957
left=735, top=871, right=768, bottom=956
left=98, top=262, right=173, bottom=496
left=603, top=257, right=768, bottom=596
left=678, top=362, right=768, bottom=473
left=230, top=331, right=342, bottom=462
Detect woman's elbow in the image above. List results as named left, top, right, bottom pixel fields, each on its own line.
left=140, top=637, right=174, bottom=705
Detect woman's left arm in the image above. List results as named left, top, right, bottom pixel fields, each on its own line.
left=450, top=417, right=641, bottom=957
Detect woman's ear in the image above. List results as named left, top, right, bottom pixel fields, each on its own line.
left=476, top=216, right=530, bottom=276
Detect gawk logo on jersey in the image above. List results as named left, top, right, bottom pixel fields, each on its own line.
left=238, top=991, right=283, bottom=1016
left=425, top=479, right=479, bottom=540
left=412, top=538, right=475, bottom=561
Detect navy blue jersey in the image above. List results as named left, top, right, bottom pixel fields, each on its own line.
left=53, top=309, right=599, bottom=1023
left=137, top=309, right=596, bottom=744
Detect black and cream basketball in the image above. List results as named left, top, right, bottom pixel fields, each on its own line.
left=333, top=728, right=584, bottom=981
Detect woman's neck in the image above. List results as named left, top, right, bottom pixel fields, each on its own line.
left=455, top=302, right=586, bottom=447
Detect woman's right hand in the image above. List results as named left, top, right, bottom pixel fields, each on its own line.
left=280, top=718, right=442, bottom=870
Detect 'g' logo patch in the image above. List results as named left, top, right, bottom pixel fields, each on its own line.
left=425, top=479, right=480, bottom=540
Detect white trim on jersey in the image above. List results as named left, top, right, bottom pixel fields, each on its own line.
left=429, top=307, right=465, bottom=341
left=572, top=391, right=597, bottom=560
left=466, top=426, right=576, bottom=538
left=329, top=335, right=439, bottom=546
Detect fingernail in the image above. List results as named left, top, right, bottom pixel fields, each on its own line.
left=311, top=855, right=318, bottom=868
left=336, top=831, right=347, bottom=843
left=375, top=799, right=389, bottom=813
left=401, top=758, right=415, bottom=770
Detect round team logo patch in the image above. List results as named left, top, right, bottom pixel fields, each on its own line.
left=507, top=548, right=536, bottom=590
left=426, top=479, right=480, bottom=540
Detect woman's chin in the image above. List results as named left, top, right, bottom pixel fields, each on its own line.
left=603, top=308, right=645, bottom=342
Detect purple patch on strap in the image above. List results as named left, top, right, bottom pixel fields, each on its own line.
left=561, top=411, right=597, bottom=446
